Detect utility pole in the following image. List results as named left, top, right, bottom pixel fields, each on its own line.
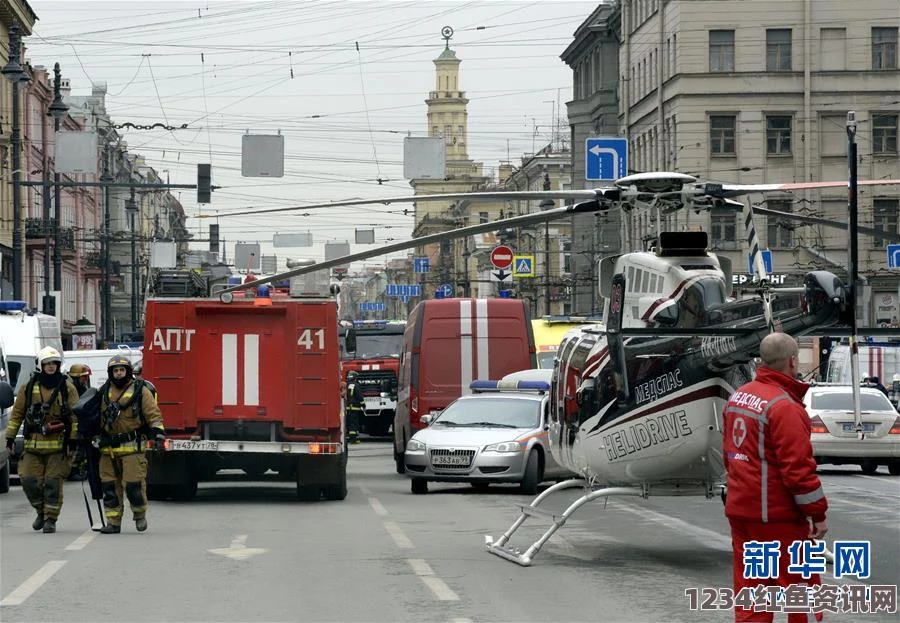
left=126, top=187, right=138, bottom=332
left=847, top=111, right=863, bottom=439
left=540, top=173, right=553, bottom=316
left=101, top=138, right=114, bottom=342
left=48, top=62, right=68, bottom=291
left=42, top=176, right=51, bottom=313
left=2, top=20, right=29, bottom=301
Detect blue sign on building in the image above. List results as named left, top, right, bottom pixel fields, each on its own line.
left=747, top=250, right=773, bottom=274
left=888, top=244, right=900, bottom=269
left=385, top=284, right=421, bottom=298
left=586, top=137, right=628, bottom=181
left=414, top=257, right=430, bottom=273
left=435, top=283, right=453, bottom=298
left=359, top=301, right=386, bottom=312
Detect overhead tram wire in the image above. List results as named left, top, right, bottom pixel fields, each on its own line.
left=356, top=41, right=384, bottom=184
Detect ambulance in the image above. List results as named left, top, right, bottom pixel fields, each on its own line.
left=531, top=316, right=604, bottom=369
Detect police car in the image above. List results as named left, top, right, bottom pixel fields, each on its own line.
left=403, top=379, right=572, bottom=495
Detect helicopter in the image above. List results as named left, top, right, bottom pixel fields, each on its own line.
left=214, top=170, right=900, bottom=566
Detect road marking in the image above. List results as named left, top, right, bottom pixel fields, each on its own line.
left=369, top=497, right=389, bottom=517
left=0, top=560, right=67, bottom=607
left=207, top=534, right=268, bottom=560
left=450, top=619, right=473, bottom=623
left=408, top=559, right=459, bottom=601
left=359, top=484, right=372, bottom=495
left=65, top=529, right=97, bottom=551
left=615, top=501, right=733, bottom=551
left=383, top=520, right=414, bottom=549
left=854, top=474, right=900, bottom=486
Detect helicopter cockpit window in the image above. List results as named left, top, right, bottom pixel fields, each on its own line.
left=677, top=277, right=727, bottom=328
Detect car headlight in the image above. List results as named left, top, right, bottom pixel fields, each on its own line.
left=483, top=441, right=522, bottom=453
left=406, top=438, right=426, bottom=452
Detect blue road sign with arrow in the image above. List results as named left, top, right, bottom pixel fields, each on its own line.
left=888, top=244, right=900, bottom=269
left=586, top=138, right=628, bottom=181
left=414, top=257, right=430, bottom=273
left=436, top=283, right=453, bottom=298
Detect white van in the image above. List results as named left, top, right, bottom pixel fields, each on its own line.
left=63, top=347, right=143, bottom=389
left=0, top=301, right=63, bottom=391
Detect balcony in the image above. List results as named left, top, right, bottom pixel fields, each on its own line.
left=84, top=252, right=121, bottom=281
left=24, top=218, right=75, bottom=254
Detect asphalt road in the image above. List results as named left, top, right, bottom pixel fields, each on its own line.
left=1, top=442, right=897, bottom=623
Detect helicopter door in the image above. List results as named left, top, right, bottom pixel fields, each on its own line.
left=606, top=273, right=630, bottom=401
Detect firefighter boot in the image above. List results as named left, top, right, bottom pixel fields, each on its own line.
left=42, top=519, right=57, bottom=533
left=135, top=517, right=148, bottom=532
left=32, top=514, right=45, bottom=531
left=100, top=524, right=121, bottom=534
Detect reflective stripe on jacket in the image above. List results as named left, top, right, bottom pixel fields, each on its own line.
left=722, top=367, right=828, bottom=523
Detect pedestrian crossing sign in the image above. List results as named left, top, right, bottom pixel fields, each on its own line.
left=512, top=255, right=535, bottom=278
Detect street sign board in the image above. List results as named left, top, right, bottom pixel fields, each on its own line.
left=512, top=255, right=535, bottom=278
left=403, top=136, right=445, bottom=180
left=56, top=131, right=99, bottom=174
left=355, top=229, right=375, bottom=244
left=490, top=245, right=514, bottom=270
left=585, top=137, right=628, bottom=181
left=490, top=269, right=512, bottom=283
left=888, top=244, right=900, bottom=269
left=273, top=232, right=313, bottom=248
left=359, top=301, right=386, bottom=312
left=241, top=134, right=285, bottom=177
left=747, top=250, right=773, bottom=274
left=414, top=257, right=430, bottom=273
left=235, top=243, right=261, bottom=270
left=385, top=284, right=421, bottom=297
left=436, top=283, right=453, bottom=298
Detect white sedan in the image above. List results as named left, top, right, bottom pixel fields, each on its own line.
left=804, top=385, right=900, bottom=475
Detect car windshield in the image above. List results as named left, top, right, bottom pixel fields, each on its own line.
left=537, top=352, right=556, bottom=369
left=810, top=392, right=895, bottom=411
left=434, top=396, right=541, bottom=429
left=343, top=334, right=403, bottom=359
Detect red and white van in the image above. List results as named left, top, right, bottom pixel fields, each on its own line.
left=392, top=298, right=535, bottom=472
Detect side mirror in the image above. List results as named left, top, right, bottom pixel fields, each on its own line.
left=8, top=361, right=21, bottom=388
left=345, top=328, right=357, bottom=353
left=419, top=414, right=433, bottom=426
left=0, top=381, right=13, bottom=410
left=575, top=378, right=596, bottom=406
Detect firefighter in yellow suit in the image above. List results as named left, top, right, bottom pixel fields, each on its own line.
left=4, top=347, right=78, bottom=533
left=97, top=355, right=164, bottom=534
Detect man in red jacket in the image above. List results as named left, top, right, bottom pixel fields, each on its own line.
left=723, top=332, right=829, bottom=622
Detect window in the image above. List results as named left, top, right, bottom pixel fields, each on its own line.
left=873, top=114, right=898, bottom=154
left=562, top=240, right=571, bottom=274
left=432, top=125, right=438, bottom=137
left=479, top=211, right=489, bottom=224
left=710, top=115, right=736, bottom=155
left=766, top=200, right=793, bottom=248
left=820, top=28, right=846, bottom=70
left=766, top=29, right=792, bottom=71
left=709, top=30, right=735, bottom=72
left=874, top=199, right=899, bottom=248
left=766, top=115, right=792, bottom=155
left=710, top=210, right=737, bottom=249
left=443, top=125, right=452, bottom=143
left=872, top=27, right=898, bottom=69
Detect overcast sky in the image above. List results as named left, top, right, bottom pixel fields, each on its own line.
left=26, top=0, right=596, bottom=272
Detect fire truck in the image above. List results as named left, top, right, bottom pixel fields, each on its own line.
left=142, top=271, right=346, bottom=501
left=339, top=320, right=405, bottom=436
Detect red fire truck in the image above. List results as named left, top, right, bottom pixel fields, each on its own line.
left=142, top=274, right=346, bottom=501
left=339, top=320, right=405, bottom=436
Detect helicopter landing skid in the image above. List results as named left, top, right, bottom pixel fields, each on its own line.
left=484, top=479, right=644, bottom=566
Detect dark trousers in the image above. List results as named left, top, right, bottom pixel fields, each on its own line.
left=346, top=407, right=362, bottom=436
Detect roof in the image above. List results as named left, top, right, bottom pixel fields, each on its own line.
left=435, top=46, right=459, bottom=62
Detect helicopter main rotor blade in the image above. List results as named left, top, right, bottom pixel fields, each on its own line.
left=203, top=189, right=606, bottom=219
left=221, top=197, right=612, bottom=293
left=752, top=206, right=898, bottom=242
left=707, top=178, right=900, bottom=199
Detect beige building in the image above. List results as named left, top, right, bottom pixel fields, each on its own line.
left=566, top=0, right=899, bottom=323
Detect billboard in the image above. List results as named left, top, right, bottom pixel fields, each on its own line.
left=234, top=243, right=261, bottom=270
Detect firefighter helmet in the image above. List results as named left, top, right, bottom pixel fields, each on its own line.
left=36, top=346, right=62, bottom=369
left=68, top=363, right=92, bottom=378
left=347, top=370, right=358, bottom=381
left=107, top=355, right=133, bottom=373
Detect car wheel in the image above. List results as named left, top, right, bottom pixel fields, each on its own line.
left=888, top=461, right=900, bottom=476
left=394, top=435, right=407, bottom=475
left=520, top=450, right=540, bottom=495
left=0, top=459, right=9, bottom=494
left=410, top=478, right=428, bottom=495
left=860, top=459, right=879, bottom=475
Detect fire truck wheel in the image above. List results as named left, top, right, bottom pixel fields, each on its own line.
left=322, top=472, right=348, bottom=501
left=889, top=461, right=900, bottom=476
left=410, top=478, right=428, bottom=495
left=297, top=485, right=321, bottom=501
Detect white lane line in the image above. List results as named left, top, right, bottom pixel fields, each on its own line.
left=615, top=501, right=733, bottom=551
left=369, top=497, right=389, bottom=517
left=65, top=529, right=97, bottom=551
left=0, top=560, right=67, bottom=607
left=383, top=520, right=414, bottom=549
left=450, top=619, right=473, bottom=623
left=407, top=559, right=459, bottom=601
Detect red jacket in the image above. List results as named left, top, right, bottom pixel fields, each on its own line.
left=723, top=366, right=828, bottom=523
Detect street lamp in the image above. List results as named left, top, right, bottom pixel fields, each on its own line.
left=3, top=19, right=30, bottom=301
left=125, top=188, right=138, bottom=332
left=47, top=63, right=68, bottom=292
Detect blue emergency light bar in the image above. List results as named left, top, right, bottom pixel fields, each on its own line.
left=354, top=319, right=387, bottom=327
left=0, top=300, right=27, bottom=312
left=469, top=380, right=551, bottom=393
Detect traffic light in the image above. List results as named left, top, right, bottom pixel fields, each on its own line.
left=209, top=223, right=219, bottom=254
left=197, top=163, right=211, bottom=204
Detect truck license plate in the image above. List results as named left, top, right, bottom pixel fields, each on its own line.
left=432, top=455, right=470, bottom=467
left=169, top=440, right=219, bottom=451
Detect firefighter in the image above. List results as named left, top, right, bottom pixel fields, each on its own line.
left=345, top=371, right=363, bottom=444
left=4, top=346, right=79, bottom=533
left=96, top=355, right=165, bottom=534
left=67, top=363, right=92, bottom=396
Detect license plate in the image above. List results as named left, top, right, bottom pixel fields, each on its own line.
left=169, top=440, right=219, bottom=451
left=841, top=423, right=877, bottom=433
left=432, top=454, right=470, bottom=467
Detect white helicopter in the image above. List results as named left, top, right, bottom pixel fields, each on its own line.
left=215, top=170, right=900, bottom=566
